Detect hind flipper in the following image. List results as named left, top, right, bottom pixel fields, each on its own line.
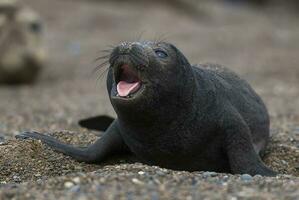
left=222, top=113, right=277, bottom=176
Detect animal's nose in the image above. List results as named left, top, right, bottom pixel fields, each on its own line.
left=131, top=43, right=144, bottom=54
left=118, top=45, right=130, bottom=54
left=118, top=42, right=143, bottom=55
left=111, top=42, right=149, bottom=67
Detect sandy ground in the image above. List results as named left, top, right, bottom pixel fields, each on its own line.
left=0, top=0, right=299, bottom=199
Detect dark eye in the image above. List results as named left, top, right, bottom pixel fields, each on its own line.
left=155, top=50, right=168, bottom=58
left=29, top=22, right=42, bottom=33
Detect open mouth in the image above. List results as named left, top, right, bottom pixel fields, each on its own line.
left=115, top=64, right=142, bottom=98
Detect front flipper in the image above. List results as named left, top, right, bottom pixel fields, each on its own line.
left=16, top=120, right=129, bottom=163
left=78, top=115, right=115, bottom=132
left=222, top=112, right=277, bottom=176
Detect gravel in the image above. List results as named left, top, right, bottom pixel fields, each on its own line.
left=0, top=0, right=298, bottom=199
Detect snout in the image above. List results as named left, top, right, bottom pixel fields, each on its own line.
left=110, top=42, right=149, bottom=68
left=116, top=42, right=146, bottom=55
left=109, top=42, right=152, bottom=99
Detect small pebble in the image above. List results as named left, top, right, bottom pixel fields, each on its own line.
left=12, top=175, right=21, bottom=182
left=156, top=171, right=166, bottom=176
left=186, top=195, right=193, bottom=200
left=151, top=191, right=159, bottom=200
left=281, top=160, right=287, bottom=165
left=64, top=181, right=75, bottom=188
left=0, top=135, right=6, bottom=145
left=254, top=175, right=262, bottom=179
left=222, top=175, right=229, bottom=181
left=69, top=185, right=81, bottom=193
left=138, top=171, right=145, bottom=175
left=132, top=178, right=144, bottom=185
left=240, top=174, right=253, bottom=182
left=203, top=171, right=217, bottom=177
left=191, top=177, right=197, bottom=185
left=72, top=177, right=81, bottom=184
left=36, top=179, right=43, bottom=184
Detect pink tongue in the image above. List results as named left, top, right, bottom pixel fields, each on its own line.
left=117, top=81, right=141, bottom=97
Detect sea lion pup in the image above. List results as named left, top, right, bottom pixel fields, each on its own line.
left=0, top=0, right=45, bottom=84
left=17, top=41, right=276, bottom=176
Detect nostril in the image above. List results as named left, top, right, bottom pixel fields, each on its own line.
left=119, top=46, right=131, bottom=54
left=118, top=43, right=144, bottom=55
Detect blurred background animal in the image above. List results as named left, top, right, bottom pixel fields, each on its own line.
left=0, top=0, right=46, bottom=84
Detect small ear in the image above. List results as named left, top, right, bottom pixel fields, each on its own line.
left=78, top=115, right=115, bottom=132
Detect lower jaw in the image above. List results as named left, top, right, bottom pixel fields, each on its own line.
left=112, top=84, right=145, bottom=101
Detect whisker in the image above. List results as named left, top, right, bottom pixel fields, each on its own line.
left=153, top=33, right=160, bottom=44
left=92, top=62, right=111, bottom=86
left=95, top=43, right=117, bottom=53
left=91, top=44, right=117, bottom=87
left=100, top=49, right=113, bottom=53
left=136, top=30, right=146, bottom=42
left=92, top=54, right=118, bottom=78
left=93, top=53, right=116, bottom=69
left=93, top=60, right=110, bottom=74
left=107, top=44, right=117, bottom=49
left=95, top=67, right=110, bottom=86
left=94, top=54, right=111, bottom=62
left=154, top=33, right=170, bottom=44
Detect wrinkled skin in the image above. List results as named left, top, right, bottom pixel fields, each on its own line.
left=17, top=41, right=277, bottom=176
